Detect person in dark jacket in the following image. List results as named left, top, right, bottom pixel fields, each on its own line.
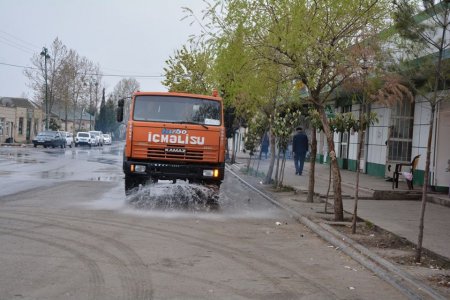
left=260, top=132, right=269, bottom=159
left=292, top=127, right=308, bottom=175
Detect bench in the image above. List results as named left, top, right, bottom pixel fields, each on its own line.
left=392, top=155, right=420, bottom=190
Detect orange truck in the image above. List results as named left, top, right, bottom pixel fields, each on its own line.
left=116, top=91, right=226, bottom=194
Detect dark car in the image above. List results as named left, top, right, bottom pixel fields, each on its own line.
left=32, top=131, right=66, bottom=148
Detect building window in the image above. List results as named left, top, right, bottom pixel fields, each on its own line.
left=18, top=117, right=24, bottom=135
left=0, top=118, right=4, bottom=136
left=387, top=101, right=414, bottom=162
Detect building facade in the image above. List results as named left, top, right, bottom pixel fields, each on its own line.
left=0, top=97, right=43, bottom=143
left=323, top=92, right=450, bottom=191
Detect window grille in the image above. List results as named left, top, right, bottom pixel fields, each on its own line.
left=387, top=101, right=414, bottom=162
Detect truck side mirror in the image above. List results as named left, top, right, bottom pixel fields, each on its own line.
left=116, top=99, right=124, bottom=122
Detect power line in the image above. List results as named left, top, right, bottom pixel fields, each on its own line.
left=0, top=30, right=40, bottom=49
left=0, top=62, right=35, bottom=69
left=0, top=61, right=165, bottom=78
left=0, top=37, right=35, bottom=55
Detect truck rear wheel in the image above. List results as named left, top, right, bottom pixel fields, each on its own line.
left=125, top=175, right=147, bottom=195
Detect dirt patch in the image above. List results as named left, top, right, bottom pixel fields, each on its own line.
left=330, top=221, right=450, bottom=296
left=331, top=222, right=450, bottom=269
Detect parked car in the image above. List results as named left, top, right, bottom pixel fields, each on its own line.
left=102, top=133, right=112, bottom=145
left=60, top=131, right=74, bottom=148
left=75, top=132, right=96, bottom=148
left=32, top=131, right=66, bottom=148
left=89, top=131, right=104, bottom=146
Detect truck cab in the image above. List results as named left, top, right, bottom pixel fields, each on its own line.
left=117, top=91, right=226, bottom=194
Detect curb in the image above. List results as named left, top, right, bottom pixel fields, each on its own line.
left=226, top=165, right=446, bottom=300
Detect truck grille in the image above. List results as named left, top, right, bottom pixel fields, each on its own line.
left=147, top=147, right=203, bottom=160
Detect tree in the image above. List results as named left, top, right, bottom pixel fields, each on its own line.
left=393, top=0, right=450, bottom=262
left=24, top=38, right=68, bottom=117
left=24, top=38, right=103, bottom=132
left=210, top=0, right=391, bottom=221
left=162, top=43, right=215, bottom=94
left=96, top=88, right=107, bottom=132
left=272, top=105, right=301, bottom=189
left=243, top=114, right=266, bottom=171
left=96, top=89, right=119, bottom=135
left=110, top=78, right=140, bottom=139
left=110, top=78, right=140, bottom=102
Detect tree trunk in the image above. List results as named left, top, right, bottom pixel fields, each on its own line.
left=307, top=127, right=317, bottom=202
left=275, top=145, right=281, bottom=185
left=279, top=153, right=286, bottom=188
left=230, top=132, right=236, bottom=164
left=352, top=129, right=365, bottom=234
left=264, top=130, right=276, bottom=184
left=325, top=162, right=332, bottom=213
left=318, top=107, right=343, bottom=221
left=255, top=155, right=261, bottom=176
left=415, top=105, right=435, bottom=262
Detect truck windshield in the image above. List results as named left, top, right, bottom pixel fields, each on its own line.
left=133, top=95, right=221, bottom=125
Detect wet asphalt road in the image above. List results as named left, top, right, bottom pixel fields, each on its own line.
left=0, top=144, right=405, bottom=299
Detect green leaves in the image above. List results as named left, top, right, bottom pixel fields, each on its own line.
left=273, top=107, right=301, bottom=151
left=162, top=43, right=215, bottom=95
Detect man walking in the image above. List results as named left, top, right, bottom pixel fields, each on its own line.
left=292, top=127, right=308, bottom=175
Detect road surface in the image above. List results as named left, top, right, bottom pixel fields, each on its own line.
left=0, top=144, right=405, bottom=299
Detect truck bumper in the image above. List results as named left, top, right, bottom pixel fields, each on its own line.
left=123, top=159, right=225, bottom=182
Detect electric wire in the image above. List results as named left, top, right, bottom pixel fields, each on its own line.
left=0, top=62, right=165, bottom=78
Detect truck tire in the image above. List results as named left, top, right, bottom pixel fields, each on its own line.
left=125, top=175, right=147, bottom=195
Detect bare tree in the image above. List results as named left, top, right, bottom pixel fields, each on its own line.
left=111, top=78, right=140, bottom=102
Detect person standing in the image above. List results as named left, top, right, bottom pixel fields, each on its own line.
left=292, top=127, right=308, bottom=175
left=260, top=132, right=269, bottom=159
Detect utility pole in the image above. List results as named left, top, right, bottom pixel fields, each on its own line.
left=89, top=81, right=92, bottom=131
left=94, top=81, right=98, bottom=130
left=40, top=47, right=50, bottom=130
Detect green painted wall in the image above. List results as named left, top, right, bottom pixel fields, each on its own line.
left=413, top=169, right=424, bottom=186
left=348, top=159, right=357, bottom=172
left=366, top=162, right=386, bottom=178
left=316, top=154, right=324, bottom=164
left=337, top=158, right=344, bottom=169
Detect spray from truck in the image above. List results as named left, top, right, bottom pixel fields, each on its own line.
left=116, top=91, right=227, bottom=202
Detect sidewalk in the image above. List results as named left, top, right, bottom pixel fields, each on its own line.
left=234, top=154, right=450, bottom=260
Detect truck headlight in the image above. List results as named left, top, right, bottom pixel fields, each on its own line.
left=203, top=169, right=219, bottom=177
left=203, top=170, right=213, bottom=177
left=134, top=165, right=146, bottom=173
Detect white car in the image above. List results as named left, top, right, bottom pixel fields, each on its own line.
left=102, top=134, right=112, bottom=145
left=89, top=131, right=104, bottom=146
left=75, top=132, right=96, bottom=148
left=63, top=132, right=74, bottom=148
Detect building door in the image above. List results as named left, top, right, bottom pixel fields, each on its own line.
left=385, top=101, right=414, bottom=178
left=26, top=118, right=32, bottom=141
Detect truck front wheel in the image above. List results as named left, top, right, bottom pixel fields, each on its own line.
left=125, top=175, right=147, bottom=195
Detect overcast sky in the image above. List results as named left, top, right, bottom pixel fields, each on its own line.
left=0, top=0, right=208, bottom=98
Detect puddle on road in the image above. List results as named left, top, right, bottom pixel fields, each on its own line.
left=89, top=176, right=121, bottom=182
left=40, top=170, right=73, bottom=179
left=0, top=150, right=43, bottom=164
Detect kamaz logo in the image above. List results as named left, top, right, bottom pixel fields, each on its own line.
left=165, top=148, right=186, bottom=153
left=162, top=128, right=187, bottom=135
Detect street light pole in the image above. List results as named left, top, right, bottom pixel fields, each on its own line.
left=89, top=81, right=92, bottom=131
left=40, top=47, right=50, bottom=130
left=94, top=81, right=98, bottom=130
